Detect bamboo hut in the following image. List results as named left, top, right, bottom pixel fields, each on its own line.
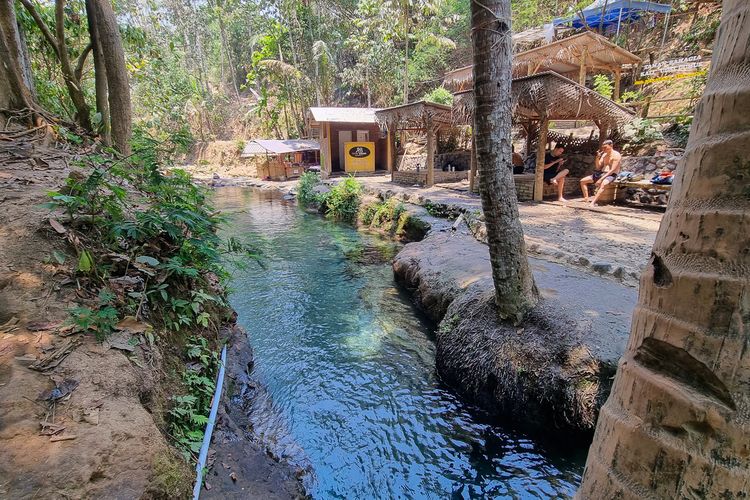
left=374, top=101, right=453, bottom=187
left=452, top=71, right=634, bottom=200
left=240, top=139, right=320, bottom=181
left=444, top=31, right=641, bottom=100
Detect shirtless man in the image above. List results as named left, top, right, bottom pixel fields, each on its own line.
left=543, top=146, right=570, bottom=202
left=580, top=140, right=622, bottom=206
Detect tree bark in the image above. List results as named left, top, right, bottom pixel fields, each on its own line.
left=54, top=0, right=92, bottom=130
left=86, top=0, right=111, bottom=146
left=577, top=1, right=750, bottom=497
left=90, top=0, right=132, bottom=155
left=471, top=0, right=538, bottom=324
left=0, top=0, right=38, bottom=118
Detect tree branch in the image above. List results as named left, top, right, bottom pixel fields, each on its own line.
left=17, top=0, right=60, bottom=58
left=74, top=42, right=93, bottom=82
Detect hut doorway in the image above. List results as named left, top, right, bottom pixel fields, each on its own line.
left=338, top=131, right=352, bottom=171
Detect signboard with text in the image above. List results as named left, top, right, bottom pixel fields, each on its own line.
left=344, top=142, right=375, bottom=172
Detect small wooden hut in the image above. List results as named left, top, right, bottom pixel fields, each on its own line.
left=240, top=139, right=320, bottom=181
left=444, top=31, right=641, bottom=100
left=374, top=101, right=454, bottom=187
left=453, top=71, right=634, bottom=200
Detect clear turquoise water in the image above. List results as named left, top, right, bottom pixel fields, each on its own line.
left=216, top=187, right=585, bottom=499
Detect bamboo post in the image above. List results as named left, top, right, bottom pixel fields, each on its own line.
left=386, top=128, right=394, bottom=173
left=579, top=47, right=588, bottom=86
left=534, top=118, right=549, bottom=202
left=613, top=67, right=622, bottom=101
left=425, top=119, right=435, bottom=187
left=469, top=134, right=477, bottom=193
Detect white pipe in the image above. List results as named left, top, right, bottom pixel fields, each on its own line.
left=192, top=345, right=228, bottom=500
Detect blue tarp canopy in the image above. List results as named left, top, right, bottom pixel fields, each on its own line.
left=554, top=1, right=672, bottom=29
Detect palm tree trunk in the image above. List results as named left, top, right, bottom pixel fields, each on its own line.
left=470, top=0, right=538, bottom=324
left=577, top=1, right=750, bottom=497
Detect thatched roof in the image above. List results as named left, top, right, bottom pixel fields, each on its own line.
left=452, top=72, right=633, bottom=127
left=514, top=31, right=641, bottom=77
left=375, top=101, right=453, bottom=130
left=443, top=31, right=640, bottom=91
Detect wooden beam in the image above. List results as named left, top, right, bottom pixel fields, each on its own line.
left=534, top=119, right=549, bottom=202
left=469, top=135, right=477, bottom=193
left=613, top=67, right=622, bottom=101
left=579, top=47, right=588, bottom=86
left=425, top=119, right=435, bottom=187
left=386, top=128, right=394, bottom=174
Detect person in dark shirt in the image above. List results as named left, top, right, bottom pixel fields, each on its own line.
left=543, top=146, right=570, bottom=201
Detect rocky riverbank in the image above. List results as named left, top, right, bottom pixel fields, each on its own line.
left=392, top=220, right=635, bottom=435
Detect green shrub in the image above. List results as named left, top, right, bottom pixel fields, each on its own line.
left=324, top=177, right=362, bottom=222
left=593, top=74, right=614, bottom=100
left=297, top=171, right=323, bottom=207
left=622, top=118, right=663, bottom=145
left=423, top=86, right=454, bottom=106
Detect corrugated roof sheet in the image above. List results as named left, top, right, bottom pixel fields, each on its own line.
left=308, top=107, right=381, bottom=124
left=241, top=139, right=320, bottom=157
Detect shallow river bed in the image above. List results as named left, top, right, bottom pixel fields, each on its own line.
left=216, top=187, right=586, bottom=499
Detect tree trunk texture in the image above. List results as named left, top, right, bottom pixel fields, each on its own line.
left=0, top=0, right=37, bottom=117
left=470, top=0, right=538, bottom=324
left=55, top=0, right=92, bottom=130
left=577, top=1, right=750, bottom=497
left=90, top=0, right=132, bottom=155
left=85, top=0, right=111, bottom=146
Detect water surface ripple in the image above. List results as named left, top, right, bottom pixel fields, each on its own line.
left=216, top=188, right=585, bottom=499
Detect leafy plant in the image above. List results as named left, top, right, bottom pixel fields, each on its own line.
left=168, top=337, right=219, bottom=460
left=423, top=86, right=453, bottom=106
left=593, top=74, right=614, bottom=100
left=323, top=177, right=362, bottom=222
left=622, top=118, right=664, bottom=145
left=297, top=171, right=325, bottom=207
left=619, top=90, right=643, bottom=103
left=68, top=289, right=119, bottom=340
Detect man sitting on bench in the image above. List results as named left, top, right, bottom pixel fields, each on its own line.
left=581, top=140, right=622, bottom=206
left=543, top=145, right=570, bottom=202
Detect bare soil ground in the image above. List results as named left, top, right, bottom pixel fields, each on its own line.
left=0, top=136, right=300, bottom=499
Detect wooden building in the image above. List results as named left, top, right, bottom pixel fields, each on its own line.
left=306, top=107, right=390, bottom=177
left=240, top=139, right=320, bottom=180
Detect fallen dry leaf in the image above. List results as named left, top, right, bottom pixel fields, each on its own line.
left=49, top=218, right=66, bottom=234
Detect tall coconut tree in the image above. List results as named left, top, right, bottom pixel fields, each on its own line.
left=577, top=1, right=750, bottom=497
left=470, top=0, right=538, bottom=324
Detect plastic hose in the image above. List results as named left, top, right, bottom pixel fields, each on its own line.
left=192, top=344, right=228, bottom=500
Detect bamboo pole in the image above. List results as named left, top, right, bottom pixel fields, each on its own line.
left=469, top=134, right=477, bottom=193
left=386, top=128, right=394, bottom=173
left=579, top=47, right=588, bottom=86
left=533, top=119, right=548, bottom=202
left=425, top=119, right=435, bottom=187
left=613, top=67, right=622, bottom=101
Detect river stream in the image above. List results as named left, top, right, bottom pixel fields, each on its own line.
left=216, top=187, right=586, bottom=499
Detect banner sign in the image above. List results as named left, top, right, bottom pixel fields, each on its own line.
left=640, top=56, right=704, bottom=77
left=635, top=70, right=707, bottom=86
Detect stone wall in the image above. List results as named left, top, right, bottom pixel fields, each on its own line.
left=397, top=151, right=471, bottom=172
left=620, top=149, right=682, bottom=175
left=393, top=170, right=468, bottom=186
left=513, top=174, right=582, bottom=201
